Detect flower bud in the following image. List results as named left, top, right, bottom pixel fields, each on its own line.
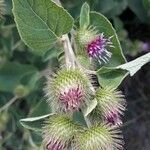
left=74, top=124, right=123, bottom=150
left=94, top=86, right=126, bottom=126
left=76, top=27, right=113, bottom=65
left=45, top=69, right=92, bottom=112
left=14, top=85, right=29, bottom=98
left=42, top=115, right=81, bottom=150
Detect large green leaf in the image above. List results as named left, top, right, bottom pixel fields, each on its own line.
left=28, top=100, right=52, bottom=117
left=0, top=62, right=38, bottom=92
left=12, top=0, right=74, bottom=55
left=143, top=0, right=150, bottom=10
left=97, top=53, right=150, bottom=88
left=90, top=12, right=126, bottom=67
left=97, top=67, right=128, bottom=88
left=94, top=0, right=128, bottom=19
left=128, top=0, right=150, bottom=24
left=117, top=53, right=150, bottom=76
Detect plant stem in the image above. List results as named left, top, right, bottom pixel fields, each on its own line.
left=62, top=35, right=76, bottom=68
left=0, top=96, right=18, bottom=112
left=55, top=0, right=95, bottom=127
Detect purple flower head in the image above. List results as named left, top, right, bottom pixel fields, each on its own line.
left=59, top=85, right=83, bottom=111
left=45, top=69, right=91, bottom=113
left=86, top=33, right=113, bottom=64
left=42, top=115, right=81, bottom=150
left=46, top=139, right=66, bottom=150
left=105, top=111, right=122, bottom=126
left=142, top=42, right=150, bottom=52
left=95, top=86, right=126, bottom=127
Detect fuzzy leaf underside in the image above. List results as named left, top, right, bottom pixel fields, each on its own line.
left=97, top=53, right=150, bottom=88
left=20, top=113, right=55, bottom=132
left=117, top=52, right=150, bottom=76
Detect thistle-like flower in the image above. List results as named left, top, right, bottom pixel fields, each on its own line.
left=94, top=86, right=126, bottom=126
left=77, top=27, right=113, bottom=64
left=74, top=124, right=123, bottom=150
left=45, top=69, right=92, bottom=112
left=42, top=115, right=81, bottom=150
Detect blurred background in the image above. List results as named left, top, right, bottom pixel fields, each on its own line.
left=0, top=0, right=150, bottom=149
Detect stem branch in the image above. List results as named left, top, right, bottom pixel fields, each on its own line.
left=55, top=0, right=95, bottom=128
left=0, top=96, right=18, bottom=112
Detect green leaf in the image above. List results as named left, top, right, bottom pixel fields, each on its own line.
left=97, top=53, right=150, bottom=88
left=28, top=100, right=52, bottom=117
left=42, top=45, right=62, bottom=62
left=12, top=0, right=74, bottom=55
left=143, top=0, right=150, bottom=10
left=83, top=98, right=97, bottom=117
left=80, top=2, right=90, bottom=29
left=117, top=53, right=150, bottom=76
left=93, top=0, right=128, bottom=19
left=73, top=111, right=87, bottom=126
left=0, top=62, right=38, bottom=93
left=20, top=113, right=55, bottom=132
left=90, top=12, right=126, bottom=67
left=128, top=0, right=150, bottom=24
left=97, top=67, right=128, bottom=88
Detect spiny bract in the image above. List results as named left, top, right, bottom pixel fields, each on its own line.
left=77, top=27, right=113, bottom=65
left=42, top=115, right=81, bottom=150
left=94, top=86, right=126, bottom=126
left=45, top=69, right=92, bottom=112
left=74, top=124, right=123, bottom=150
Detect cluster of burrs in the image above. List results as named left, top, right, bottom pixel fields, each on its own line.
left=42, top=17, right=126, bottom=150
left=42, top=67, right=126, bottom=150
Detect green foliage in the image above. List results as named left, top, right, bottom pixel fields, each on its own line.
left=117, top=53, right=150, bottom=76
left=93, top=0, right=128, bottom=19
left=97, top=53, right=150, bottom=87
left=80, top=2, right=90, bottom=29
left=20, top=114, right=54, bottom=132
left=0, top=61, right=38, bottom=93
left=0, top=0, right=150, bottom=149
left=97, top=67, right=127, bottom=88
left=12, top=0, right=74, bottom=55
left=143, top=0, right=150, bottom=10
left=128, top=0, right=150, bottom=24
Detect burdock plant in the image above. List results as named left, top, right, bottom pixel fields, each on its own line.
left=12, top=0, right=150, bottom=149
left=77, top=27, right=113, bottom=64
left=45, top=69, right=92, bottom=112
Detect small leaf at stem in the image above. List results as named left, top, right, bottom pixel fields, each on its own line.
left=97, top=67, right=128, bottom=88
left=83, top=98, right=97, bottom=117
left=80, top=2, right=90, bottom=29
